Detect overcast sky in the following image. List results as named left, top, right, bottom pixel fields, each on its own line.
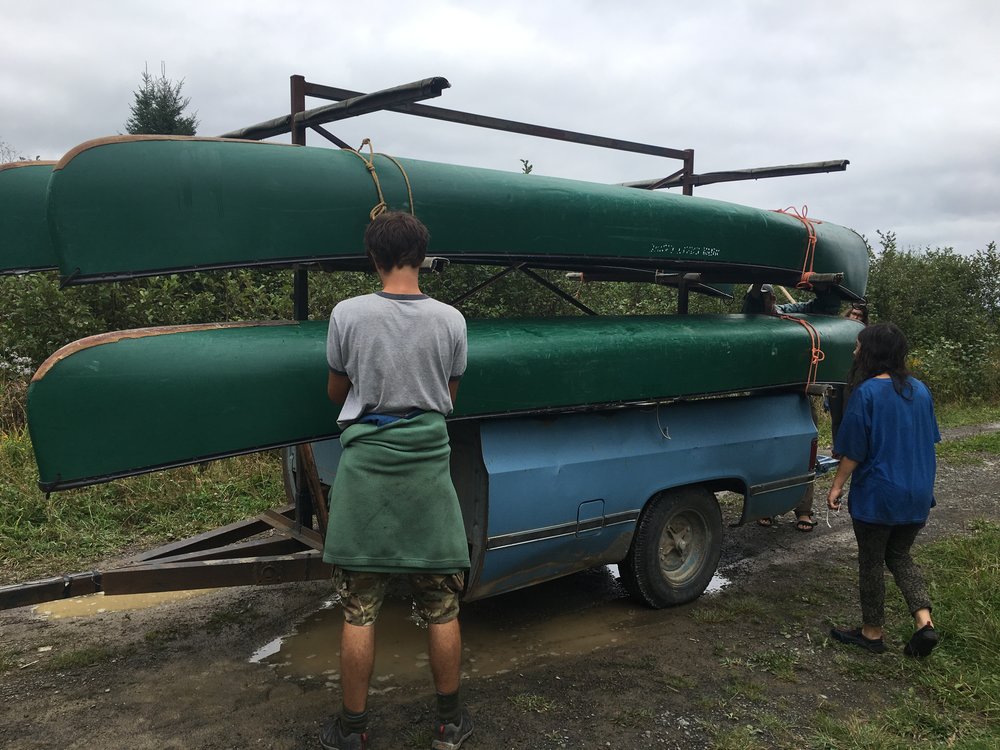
left=3, top=1, right=997, bottom=253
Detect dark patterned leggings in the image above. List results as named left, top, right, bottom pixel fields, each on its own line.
left=852, top=519, right=932, bottom=626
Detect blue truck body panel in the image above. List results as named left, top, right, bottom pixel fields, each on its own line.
left=308, top=391, right=816, bottom=602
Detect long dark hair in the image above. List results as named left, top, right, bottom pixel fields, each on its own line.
left=848, top=322, right=912, bottom=398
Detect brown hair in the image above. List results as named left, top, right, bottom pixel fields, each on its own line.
left=364, top=211, right=428, bottom=270
left=846, top=302, right=870, bottom=325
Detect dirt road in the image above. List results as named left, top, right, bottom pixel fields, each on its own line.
left=1, top=446, right=995, bottom=749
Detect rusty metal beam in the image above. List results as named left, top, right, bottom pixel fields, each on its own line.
left=311, top=124, right=352, bottom=149
left=517, top=267, right=598, bottom=316
left=134, top=504, right=295, bottom=563
left=218, top=77, right=451, bottom=141
left=448, top=265, right=522, bottom=307
left=623, top=160, right=850, bottom=190
left=133, top=536, right=308, bottom=565
left=261, top=509, right=324, bottom=551
left=101, top=554, right=332, bottom=595
left=0, top=572, right=102, bottom=610
left=302, top=81, right=689, bottom=161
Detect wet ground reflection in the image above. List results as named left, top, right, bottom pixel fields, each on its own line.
left=35, top=589, right=218, bottom=619
left=253, top=566, right=729, bottom=688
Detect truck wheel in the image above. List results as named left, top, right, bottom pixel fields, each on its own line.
left=620, top=486, right=723, bottom=608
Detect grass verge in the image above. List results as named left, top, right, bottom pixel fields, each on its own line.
left=0, top=428, right=284, bottom=584
left=937, top=431, right=1000, bottom=465
left=935, top=402, right=1000, bottom=429
left=811, top=520, right=1000, bottom=748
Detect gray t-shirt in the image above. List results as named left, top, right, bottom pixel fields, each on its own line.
left=326, top=292, right=467, bottom=426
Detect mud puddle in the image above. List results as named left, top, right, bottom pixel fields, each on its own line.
left=34, top=589, right=218, bottom=619
left=253, top=566, right=730, bottom=688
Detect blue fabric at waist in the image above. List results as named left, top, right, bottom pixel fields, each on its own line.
left=357, top=409, right=425, bottom=427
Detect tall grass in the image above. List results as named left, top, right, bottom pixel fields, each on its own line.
left=0, top=428, right=284, bottom=584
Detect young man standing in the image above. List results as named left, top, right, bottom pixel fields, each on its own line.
left=320, top=211, right=472, bottom=750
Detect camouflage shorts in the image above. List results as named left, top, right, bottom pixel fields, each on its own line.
left=332, top=568, right=465, bottom=627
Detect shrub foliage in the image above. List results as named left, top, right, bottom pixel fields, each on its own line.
left=2, top=232, right=999, bottom=433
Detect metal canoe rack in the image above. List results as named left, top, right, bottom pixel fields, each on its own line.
left=0, top=74, right=849, bottom=611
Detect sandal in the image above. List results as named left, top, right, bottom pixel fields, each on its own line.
left=756, top=517, right=775, bottom=527
left=795, top=517, right=817, bottom=532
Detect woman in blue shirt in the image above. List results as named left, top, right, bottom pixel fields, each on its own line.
left=827, top=323, right=941, bottom=657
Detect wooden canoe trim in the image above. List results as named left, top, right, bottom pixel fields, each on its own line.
left=0, top=161, right=57, bottom=172
left=32, top=321, right=296, bottom=382
left=54, top=135, right=297, bottom=172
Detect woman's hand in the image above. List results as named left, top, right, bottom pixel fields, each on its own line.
left=827, top=486, right=843, bottom=510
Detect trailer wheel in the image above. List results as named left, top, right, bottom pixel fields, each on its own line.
left=620, top=485, right=723, bottom=608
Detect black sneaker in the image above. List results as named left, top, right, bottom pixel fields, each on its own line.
left=830, top=626, right=886, bottom=654
left=431, top=709, right=473, bottom=750
left=320, top=716, right=369, bottom=750
left=903, top=624, right=939, bottom=658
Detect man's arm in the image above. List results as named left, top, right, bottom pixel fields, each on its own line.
left=448, top=379, right=460, bottom=405
left=327, top=371, right=351, bottom=404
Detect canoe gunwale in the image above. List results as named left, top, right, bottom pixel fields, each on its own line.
left=56, top=253, right=864, bottom=301
left=32, top=320, right=295, bottom=382
left=1, top=265, right=57, bottom=276
left=35, top=382, right=838, bottom=493
left=0, top=160, right=57, bottom=172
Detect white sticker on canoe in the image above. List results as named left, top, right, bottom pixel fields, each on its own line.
left=651, top=243, right=721, bottom=258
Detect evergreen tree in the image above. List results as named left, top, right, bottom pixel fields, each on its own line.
left=124, top=64, right=199, bottom=135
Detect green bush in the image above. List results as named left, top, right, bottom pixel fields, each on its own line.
left=910, top=334, right=1000, bottom=403
left=866, top=233, right=1000, bottom=401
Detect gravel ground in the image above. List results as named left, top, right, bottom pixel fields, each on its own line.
left=1, top=427, right=995, bottom=749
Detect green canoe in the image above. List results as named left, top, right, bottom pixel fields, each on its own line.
left=28, top=313, right=862, bottom=491
left=0, top=161, right=58, bottom=274
left=48, top=136, right=868, bottom=296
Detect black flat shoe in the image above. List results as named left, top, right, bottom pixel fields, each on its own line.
left=830, top=626, right=886, bottom=654
left=903, top=624, right=939, bottom=658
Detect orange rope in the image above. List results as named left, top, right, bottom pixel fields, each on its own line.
left=779, top=314, right=825, bottom=392
left=774, top=205, right=822, bottom=290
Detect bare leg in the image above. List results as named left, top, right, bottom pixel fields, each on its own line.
left=861, top=623, right=884, bottom=640
left=428, top=618, right=462, bottom=694
left=913, top=607, right=933, bottom=630
left=340, top=621, right=375, bottom=713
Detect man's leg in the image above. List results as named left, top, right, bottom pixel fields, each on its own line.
left=321, top=569, right=388, bottom=747
left=794, top=485, right=816, bottom=531
left=428, top=618, right=462, bottom=694
left=341, top=621, right=376, bottom=713
left=412, top=573, right=473, bottom=748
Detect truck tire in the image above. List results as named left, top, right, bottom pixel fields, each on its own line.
left=620, top=485, right=723, bottom=608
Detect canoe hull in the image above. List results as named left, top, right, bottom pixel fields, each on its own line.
left=0, top=162, right=58, bottom=274
left=28, top=314, right=862, bottom=491
left=48, top=137, right=869, bottom=296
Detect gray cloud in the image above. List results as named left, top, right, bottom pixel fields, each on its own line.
left=2, top=0, right=997, bottom=253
